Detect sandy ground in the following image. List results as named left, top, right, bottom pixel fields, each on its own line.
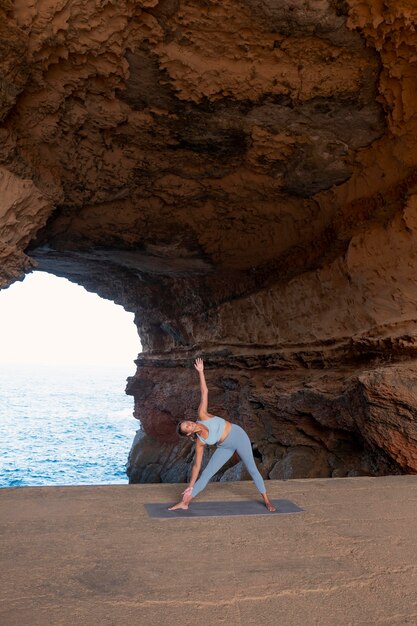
left=1, top=476, right=417, bottom=626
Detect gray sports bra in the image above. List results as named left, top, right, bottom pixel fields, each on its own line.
left=196, top=416, right=226, bottom=445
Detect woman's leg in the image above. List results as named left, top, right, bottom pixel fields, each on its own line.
left=234, top=425, right=276, bottom=511
left=234, top=426, right=266, bottom=493
left=191, top=446, right=235, bottom=497
left=168, top=445, right=235, bottom=510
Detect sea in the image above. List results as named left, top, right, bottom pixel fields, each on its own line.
left=0, top=363, right=139, bottom=488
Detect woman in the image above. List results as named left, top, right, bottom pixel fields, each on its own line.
left=169, top=358, right=276, bottom=512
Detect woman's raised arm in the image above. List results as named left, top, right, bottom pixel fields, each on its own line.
left=194, top=357, right=212, bottom=420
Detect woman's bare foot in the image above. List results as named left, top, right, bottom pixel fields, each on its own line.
left=168, top=500, right=190, bottom=511
left=262, top=494, right=277, bottom=512
left=168, top=492, right=193, bottom=511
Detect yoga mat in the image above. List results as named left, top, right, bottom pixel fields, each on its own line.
left=144, top=499, right=304, bottom=519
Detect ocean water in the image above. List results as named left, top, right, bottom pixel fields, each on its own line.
left=0, top=363, right=139, bottom=488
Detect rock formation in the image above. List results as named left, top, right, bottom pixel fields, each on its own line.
left=1, top=0, right=417, bottom=482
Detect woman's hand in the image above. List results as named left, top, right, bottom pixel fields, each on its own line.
left=182, top=486, right=193, bottom=497
left=195, top=358, right=209, bottom=418
left=194, top=357, right=204, bottom=372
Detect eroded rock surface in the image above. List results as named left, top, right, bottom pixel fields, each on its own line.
left=1, top=1, right=417, bottom=482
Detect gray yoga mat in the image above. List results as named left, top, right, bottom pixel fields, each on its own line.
left=145, top=499, right=304, bottom=519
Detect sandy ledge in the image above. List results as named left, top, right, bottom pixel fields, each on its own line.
left=1, top=476, right=417, bottom=626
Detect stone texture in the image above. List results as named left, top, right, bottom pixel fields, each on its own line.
left=269, top=447, right=331, bottom=480
left=1, top=1, right=417, bottom=482
left=0, top=167, right=51, bottom=286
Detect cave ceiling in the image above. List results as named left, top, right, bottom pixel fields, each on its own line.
left=1, top=1, right=391, bottom=289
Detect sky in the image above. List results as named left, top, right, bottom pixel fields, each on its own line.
left=0, top=271, right=141, bottom=366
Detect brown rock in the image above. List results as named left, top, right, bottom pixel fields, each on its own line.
left=269, top=447, right=330, bottom=480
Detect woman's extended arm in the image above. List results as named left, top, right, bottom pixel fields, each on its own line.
left=187, top=440, right=205, bottom=490
left=169, top=441, right=205, bottom=509
left=194, top=357, right=212, bottom=420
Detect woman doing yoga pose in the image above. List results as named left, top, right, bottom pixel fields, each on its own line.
left=169, top=358, right=276, bottom=512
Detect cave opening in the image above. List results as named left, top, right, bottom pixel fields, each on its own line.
left=0, top=270, right=141, bottom=488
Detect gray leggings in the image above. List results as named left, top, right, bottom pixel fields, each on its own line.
left=191, top=424, right=266, bottom=497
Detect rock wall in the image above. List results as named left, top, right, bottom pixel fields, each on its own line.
left=1, top=1, right=417, bottom=482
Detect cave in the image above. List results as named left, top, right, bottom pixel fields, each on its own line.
left=1, top=0, right=417, bottom=483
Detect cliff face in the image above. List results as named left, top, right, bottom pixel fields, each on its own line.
left=1, top=0, right=417, bottom=481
